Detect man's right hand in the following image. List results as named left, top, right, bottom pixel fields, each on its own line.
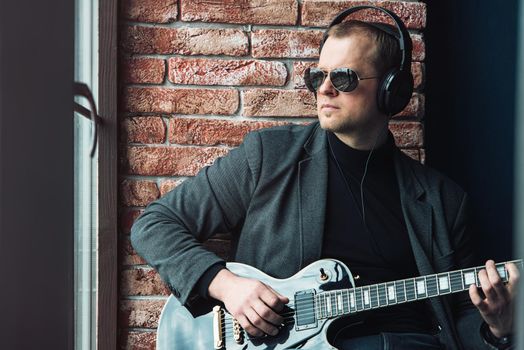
left=208, top=269, right=289, bottom=337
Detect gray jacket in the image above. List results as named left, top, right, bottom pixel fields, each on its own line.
left=131, top=122, right=491, bottom=349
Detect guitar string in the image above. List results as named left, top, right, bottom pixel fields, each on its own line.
left=220, top=265, right=522, bottom=331
left=221, top=263, right=519, bottom=326
left=218, top=260, right=523, bottom=330
left=216, top=262, right=524, bottom=343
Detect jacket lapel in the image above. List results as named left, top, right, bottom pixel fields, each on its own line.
left=298, top=124, right=328, bottom=267
left=395, top=151, right=464, bottom=349
left=394, top=151, right=434, bottom=276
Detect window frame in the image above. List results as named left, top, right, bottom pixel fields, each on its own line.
left=97, top=0, right=118, bottom=349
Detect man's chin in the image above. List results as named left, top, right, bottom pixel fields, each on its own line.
left=319, top=115, right=344, bottom=131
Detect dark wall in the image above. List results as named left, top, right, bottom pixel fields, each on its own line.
left=425, top=1, right=518, bottom=262
left=0, top=1, right=74, bottom=348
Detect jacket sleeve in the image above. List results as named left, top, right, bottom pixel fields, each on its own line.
left=449, top=193, right=499, bottom=350
left=130, top=132, right=261, bottom=307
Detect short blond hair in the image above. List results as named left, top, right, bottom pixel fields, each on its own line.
left=325, top=20, right=401, bottom=76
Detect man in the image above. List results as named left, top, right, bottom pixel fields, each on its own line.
left=131, top=9, right=519, bottom=350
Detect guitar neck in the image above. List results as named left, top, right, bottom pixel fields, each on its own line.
left=314, top=259, right=523, bottom=320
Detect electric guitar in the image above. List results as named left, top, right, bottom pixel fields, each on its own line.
left=156, top=258, right=522, bottom=349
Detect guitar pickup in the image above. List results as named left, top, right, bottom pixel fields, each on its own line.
left=294, top=289, right=317, bottom=331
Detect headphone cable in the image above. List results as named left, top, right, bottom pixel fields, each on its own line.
left=360, top=119, right=391, bottom=223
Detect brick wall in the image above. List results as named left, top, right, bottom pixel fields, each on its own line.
left=118, top=0, right=426, bottom=348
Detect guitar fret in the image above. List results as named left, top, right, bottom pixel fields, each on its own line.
left=342, top=290, right=349, bottom=314
left=415, top=277, right=427, bottom=298
left=337, top=291, right=343, bottom=315
left=386, top=282, right=396, bottom=304
left=322, top=294, right=328, bottom=318
left=315, top=294, right=322, bottom=320
left=463, top=268, right=476, bottom=287
left=349, top=290, right=356, bottom=313
left=363, top=287, right=370, bottom=309
left=450, top=271, right=462, bottom=292
left=329, top=291, right=334, bottom=316
left=327, top=293, right=333, bottom=317
left=371, top=285, right=379, bottom=308
left=438, top=273, right=450, bottom=293
left=426, top=275, right=438, bottom=296
left=355, top=288, right=363, bottom=311
left=395, top=280, right=406, bottom=303
left=496, top=264, right=508, bottom=282
left=378, top=283, right=387, bottom=306
left=335, top=291, right=340, bottom=315
left=405, top=279, right=415, bottom=301
left=308, top=260, right=523, bottom=324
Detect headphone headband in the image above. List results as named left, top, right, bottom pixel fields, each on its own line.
left=324, top=5, right=412, bottom=72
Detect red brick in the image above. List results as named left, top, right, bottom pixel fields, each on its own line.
left=120, top=209, right=144, bottom=235
left=121, top=0, right=178, bottom=23
left=121, top=26, right=248, bottom=56
left=121, top=238, right=147, bottom=265
left=292, top=61, right=317, bottom=89
left=119, top=331, right=156, bottom=350
left=121, top=58, right=165, bottom=84
left=401, top=148, right=426, bottom=163
left=293, top=61, right=424, bottom=90
left=121, top=268, right=170, bottom=296
left=252, top=29, right=323, bottom=58
left=159, top=179, right=185, bottom=196
left=301, top=0, right=426, bottom=30
left=412, top=62, right=424, bottom=90
left=395, top=93, right=425, bottom=119
left=119, top=299, right=166, bottom=328
left=390, top=121, right=423, bottom=148
left=125, top=146, right=230, bottom=176
left=123, top=87, right=239, bottom=115
left=180, top=0, right=298, bottom=25
left=168, top=58, right=287, bottom=86
left=169, top=118, right=289, bottom=146
left=122, top=116, right=166, bottom=144
left=251, top=29, right=424, bottom=61
left=243, top=89, right=316, bottom=117
left=412, top=34, right=425, bottom=62
left=120, top=179, right=160, bottom=207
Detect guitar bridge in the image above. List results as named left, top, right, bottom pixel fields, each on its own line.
left=212, top=305, right=225, bottom=349
left=233, top=318, right=244, bottom=344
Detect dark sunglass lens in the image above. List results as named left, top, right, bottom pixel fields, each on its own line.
left=307, top=68, right=326, bottom=91
left=330, top=68, right=358, bottom=92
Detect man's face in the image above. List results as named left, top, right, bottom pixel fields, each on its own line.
left=316, top=34, right=386, bottom=141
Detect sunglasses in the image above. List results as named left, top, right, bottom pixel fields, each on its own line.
left=304, top=67, right=380, bottom=93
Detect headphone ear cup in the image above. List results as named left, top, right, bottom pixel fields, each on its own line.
left=377, top=68, right=414, bottom=115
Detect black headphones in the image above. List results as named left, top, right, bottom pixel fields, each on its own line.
left=319, top=5, right=413, bottom=116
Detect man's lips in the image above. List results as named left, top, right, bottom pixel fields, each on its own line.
left=321, top=104, right=339, bottom=110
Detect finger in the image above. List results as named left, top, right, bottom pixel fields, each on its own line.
left=268, top=286, right=290, bottom=304
left=486, top=260, right=509, bottom=299
left=245, top=306, right=278, bottom=336
left=478, top=268, right=498, bottom=301
left=237, top=314, right=263, bottom=338
left=507, top=262, right=520, bottom=283
left=252, top=298, right=283, bottom=327
left=260, top=287, right=287, bottom=312
left=469, top=283, right=489, bottom=313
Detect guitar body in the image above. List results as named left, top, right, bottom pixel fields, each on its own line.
left=157, top=259, right=356, bottom=350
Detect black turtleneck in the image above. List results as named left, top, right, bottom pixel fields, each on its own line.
left=322, top=131, right=434, bottom=337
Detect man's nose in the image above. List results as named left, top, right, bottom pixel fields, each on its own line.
left=318, top=73, right=337, bottom=96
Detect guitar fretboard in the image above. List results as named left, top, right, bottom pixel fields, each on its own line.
left=314, top=260, right=523, bottom=320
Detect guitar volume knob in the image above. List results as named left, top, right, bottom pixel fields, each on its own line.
left=319, top=268, right=328, bottom=281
